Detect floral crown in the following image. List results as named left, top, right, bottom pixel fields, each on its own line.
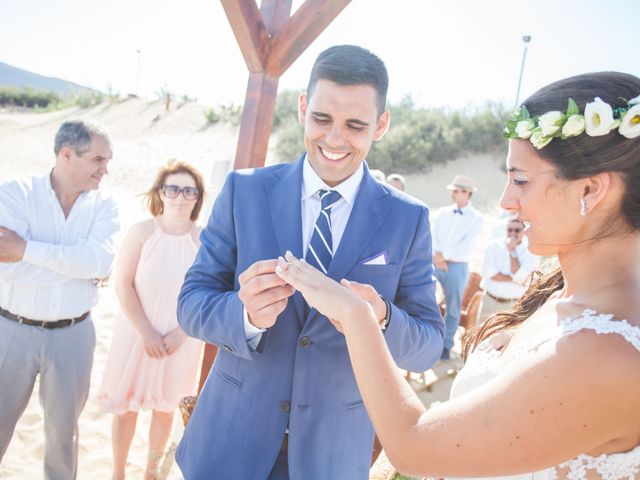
left=503, top=95, right=640, bottom=149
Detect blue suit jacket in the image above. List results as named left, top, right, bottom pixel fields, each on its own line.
left=176, top=157, right=444, bottom=479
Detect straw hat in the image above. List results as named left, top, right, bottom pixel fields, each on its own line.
left=446, top=175, right=478, bottom=192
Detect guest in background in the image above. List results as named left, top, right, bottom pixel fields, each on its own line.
left=98, top=160, right=205, bottom=480
left=386, top=173, right=405, bottom=191
left=369, top=168, right=386, bottom=182
left=431, top=175, right=483, bottom=359
left=478, top=218, right=536, bottom=325
left=0, top=119, right=119, bottom=479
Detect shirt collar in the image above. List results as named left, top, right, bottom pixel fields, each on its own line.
left=451, top=203, right=472, bottom=213
left=301, top=154, right=364, bottom=207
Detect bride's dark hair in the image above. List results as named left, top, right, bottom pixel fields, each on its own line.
left=463, top=71, right=640, bottom=359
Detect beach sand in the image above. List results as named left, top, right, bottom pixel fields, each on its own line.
left=0, top=99, right=505, bottom=479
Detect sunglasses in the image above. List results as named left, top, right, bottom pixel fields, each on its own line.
left=161, top=184, right=200, bottom=200
left=507, top=227, right=523, bottom=233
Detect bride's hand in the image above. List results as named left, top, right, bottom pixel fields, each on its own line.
left=275, top=251, right=375, bottom=333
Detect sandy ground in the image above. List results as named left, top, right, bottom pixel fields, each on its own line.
left=0, top=99, right=505, bottom=479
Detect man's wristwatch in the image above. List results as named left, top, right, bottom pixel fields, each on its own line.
left=380, top=296, right=391, bottom=331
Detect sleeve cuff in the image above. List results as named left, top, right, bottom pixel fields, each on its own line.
left=22, top=241, right=49, bottom=267
left=243, top=307, right=266, bottom=338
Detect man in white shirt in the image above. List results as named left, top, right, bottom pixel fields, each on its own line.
left=478, top=218, right=537, bottom=324
left=432, top=175, right=484, bottom=359
left=0, top=120, right=119, bottom=479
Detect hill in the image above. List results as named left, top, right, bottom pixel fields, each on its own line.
left=0, top=60, right=94, bottom=96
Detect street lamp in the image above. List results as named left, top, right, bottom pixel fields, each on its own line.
left=514, top=35, right=531, bottom=108
left=135, top=49, right=142, bottom=97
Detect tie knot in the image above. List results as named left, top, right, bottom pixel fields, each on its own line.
left=319, top=190, right=342, bottom=210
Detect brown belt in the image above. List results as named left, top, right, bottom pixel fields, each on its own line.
left=486, top=292, right=518, bottom=304
left=0, top=306, right=90, bottom=329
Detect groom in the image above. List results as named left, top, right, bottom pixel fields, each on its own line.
left=176, top=45, right=444, bottom=479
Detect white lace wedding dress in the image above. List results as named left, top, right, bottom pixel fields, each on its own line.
left=448, top=309, right=640, bottom=479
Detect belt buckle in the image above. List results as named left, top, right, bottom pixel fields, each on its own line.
left=39, top=320, right=47, bottom=328
left=69, top=318, right=76, bottom=326
left=16, top=315, right=25, bottom=325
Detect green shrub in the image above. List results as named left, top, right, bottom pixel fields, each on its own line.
left=204, top=108, right=220, bottom=124
left=204, top=103, right=242, bottom=126
left=0, top=86, right=61, bottom=108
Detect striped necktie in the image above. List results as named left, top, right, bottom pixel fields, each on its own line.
left=305, top=189, right=342, bottom=274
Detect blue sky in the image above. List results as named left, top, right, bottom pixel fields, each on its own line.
left=1, top=0, right=638, bottom=110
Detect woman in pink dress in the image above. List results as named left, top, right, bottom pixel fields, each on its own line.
left=98, top=160, right=205, bottom=480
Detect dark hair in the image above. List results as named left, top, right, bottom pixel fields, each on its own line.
left=307, top=45, right=389, bottom=115
left=463, top=72, right=640, bottom=359
left=144, top=160, right=205, bottom=221
left=507, top=218, right=525, bottom=228
left=386, top=173, right=405, bottom=187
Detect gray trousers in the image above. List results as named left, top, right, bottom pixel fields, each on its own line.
left=0, top=314, right=95, bottom=480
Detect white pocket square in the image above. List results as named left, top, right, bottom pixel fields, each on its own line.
left=359, top=251, right=389, bottom=265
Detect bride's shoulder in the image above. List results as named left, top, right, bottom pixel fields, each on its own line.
left=544, top=309, right=640, bottom=371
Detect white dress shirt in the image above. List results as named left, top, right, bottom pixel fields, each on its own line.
left=431, top=203, right=483, bottom=263
left=0, top=174, right=119, bottom=321
left=244, top=157, right=364, bottom=346
left=481, top=238, right=537, bottom=299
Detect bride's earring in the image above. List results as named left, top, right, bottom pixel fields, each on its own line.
left=580, top=197, right=588, bottom=217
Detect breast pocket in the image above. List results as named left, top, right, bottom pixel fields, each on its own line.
left=346, top=263, right=400, bottom=280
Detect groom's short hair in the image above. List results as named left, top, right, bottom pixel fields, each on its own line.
left=306, top=45, right=389, bottom=115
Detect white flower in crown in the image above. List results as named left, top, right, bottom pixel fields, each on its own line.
left=619, top=103, right=640, bottom=139
left=530, top=130, right=553, bottom=149
left=538, top=111, right=564, bottom=136
left=584, top=97, right=616, bottom=136
left=515, top=119, right=535, bottom=139
left=562, top=114, right=586, bottom=137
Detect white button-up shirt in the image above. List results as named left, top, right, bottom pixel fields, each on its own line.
left=0, top=174, right=119, bottom=321
left=244, top=157, right=364, bottom=344
left=481, top=238, right=537, bottom=299
left=431, top=203, right=483, bottom=263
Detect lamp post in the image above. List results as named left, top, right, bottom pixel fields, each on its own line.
left=135, top=49, right=141, bottom=97
left=514, top=35, right=531, bottom=108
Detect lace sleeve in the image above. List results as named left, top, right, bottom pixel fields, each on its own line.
left=508, top=309, right=640, bottom=362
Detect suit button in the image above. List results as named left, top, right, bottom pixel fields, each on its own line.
left=299, top=336, right=311, bottom=348
left=280, top=401, right=290, bottom=413
left=223, top=345, right=233, bottom=353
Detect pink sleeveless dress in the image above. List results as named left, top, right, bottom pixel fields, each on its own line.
left=98, top=221, right=204, bottom=414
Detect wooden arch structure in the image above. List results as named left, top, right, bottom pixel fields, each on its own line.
left=198, top=0, right=351, bottom=391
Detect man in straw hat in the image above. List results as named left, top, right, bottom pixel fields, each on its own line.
left=431, top=175, right=483, bottom=359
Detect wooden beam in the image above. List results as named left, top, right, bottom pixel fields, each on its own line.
left=233, top=72, right=280, bottom=169
left=267, top=0, right=351, bottom=76
left=260, top=0, right=293, bottom=35
left=221, top=0, right=270, bottom=71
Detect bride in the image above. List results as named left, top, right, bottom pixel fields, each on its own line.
left=275, top=71, right=640, bottom=479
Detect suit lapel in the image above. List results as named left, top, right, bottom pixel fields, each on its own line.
left=268, top=155, right=306, bottom=324
left=329, top=167, right=389, bottom=281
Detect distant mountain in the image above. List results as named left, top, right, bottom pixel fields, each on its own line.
left=0, top=61, right=95, bottom=96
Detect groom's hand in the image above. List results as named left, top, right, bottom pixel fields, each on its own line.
left=239, top=259, right=295, bottom=329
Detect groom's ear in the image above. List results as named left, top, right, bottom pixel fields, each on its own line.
left=298, top=92, right=308, bottom=126
left=374, top=110, right=390, bottom=142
